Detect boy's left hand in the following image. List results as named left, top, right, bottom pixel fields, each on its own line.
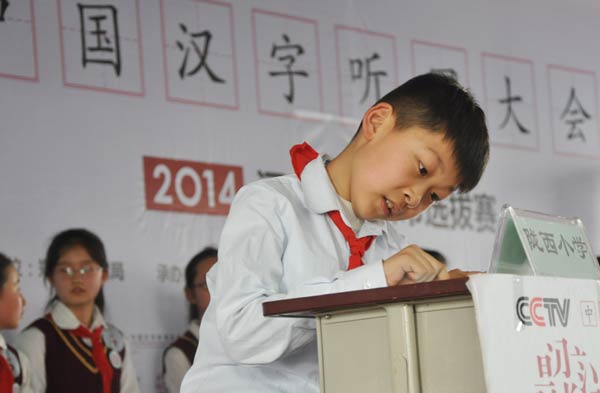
left=383, top=244, right=449, bottom=286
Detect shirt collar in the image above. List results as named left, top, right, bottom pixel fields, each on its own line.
left=50, top=300, right=106, bottom=330
left=300, top=155, right=339, bottom=214
left=0, top=333, right=6, bottom=352
left=337, top=195, right=363, bottom=232
left=299, top=154, right=387, bottom=237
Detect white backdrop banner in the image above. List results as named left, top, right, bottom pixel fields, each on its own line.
left=468, top=274, right=600, bottom=393
left=1, top=0, right=600, bottom=391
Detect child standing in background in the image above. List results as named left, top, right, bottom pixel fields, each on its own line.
left=163, top=247, right=217, bottom=393
left=0, top=252, right=32, bottom=393
left=15, top=229, right=140, bottom=393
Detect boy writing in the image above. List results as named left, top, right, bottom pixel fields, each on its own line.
left=181, top=73, right=489, bottom=393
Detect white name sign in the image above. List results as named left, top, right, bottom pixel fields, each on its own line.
left=468, top=274, right=600, bottom=393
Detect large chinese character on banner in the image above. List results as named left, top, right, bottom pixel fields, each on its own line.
left=482, top=53, right=539, bottom=151
left=0, top=0, right=37, bottom=82
left=548, top=65, right=600, bottom=159
left=57, top=0, right=144, bottom=96
left=160, top=0, right=238, bottom=109
left=251, top=9, right=323, bottom=119
left=411, top=39, right=469, bottom=87
left=335, top=25, right=397, bottom=122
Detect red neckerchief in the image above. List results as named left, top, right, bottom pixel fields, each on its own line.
left=0, top=350, right=14, bottom=393
left=71, top=325, right=113, bottom=393
left=290, top=142, right=374, bottom=270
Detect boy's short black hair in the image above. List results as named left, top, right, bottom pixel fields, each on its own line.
left=360, top=73, right=489, bottom=192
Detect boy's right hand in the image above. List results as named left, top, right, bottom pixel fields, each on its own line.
left=382, top=244, right=449, bottom=286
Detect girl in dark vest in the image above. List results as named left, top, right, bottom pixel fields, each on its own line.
left=15, top=229, right=140, bottom=393
left=0, top=252, right=32, bottom=393
left=163, top=247, right=217, bottom=393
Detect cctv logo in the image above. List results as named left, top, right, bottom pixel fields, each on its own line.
left=516, top=296, right=570, bottom=327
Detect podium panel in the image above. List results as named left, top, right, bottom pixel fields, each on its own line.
left=318, top=308, right=394, bottom=392
left=415, top=299, right=485, bottom=393
left=264, top=278, right=486, bottom=393
left=316, top=298, right=484, bottom=393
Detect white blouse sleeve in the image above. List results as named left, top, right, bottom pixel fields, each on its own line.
left=13, top=327, right=46, bottom=393
left=119, top=338, right=140, bottom=393
left=163, top=346, right=191, bottom=393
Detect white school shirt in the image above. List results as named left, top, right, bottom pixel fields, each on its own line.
left=14, top=301, right=140, bottom=393
left=181, top=155, right=407, bottom=393
left=1, top=332, right=33, bottom=393
left=163, top=319, right=200, bottom=393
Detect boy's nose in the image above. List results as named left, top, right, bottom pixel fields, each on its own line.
left=404, top=189, right=424, bottom=208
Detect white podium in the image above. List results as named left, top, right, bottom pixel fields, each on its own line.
left=264, top=278, right=486, bottom=393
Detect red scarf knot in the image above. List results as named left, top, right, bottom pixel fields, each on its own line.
left=290, top=142, right=374, bottom=270
left=72, top=325, right=113, bottom=393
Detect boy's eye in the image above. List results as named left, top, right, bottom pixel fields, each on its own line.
left=430, top=192, right=440, bottom=202
left=418, top=162, right=428, bottom=176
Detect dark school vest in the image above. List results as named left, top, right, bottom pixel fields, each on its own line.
left=28, top=315, right=126, bottom=393
left=163, top=330, right=198, bottom=372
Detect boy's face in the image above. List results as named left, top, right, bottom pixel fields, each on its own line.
left=349, top=106, right=460, bottom=221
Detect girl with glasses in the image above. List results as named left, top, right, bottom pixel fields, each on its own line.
left=15, top=228, right=140, bottom=393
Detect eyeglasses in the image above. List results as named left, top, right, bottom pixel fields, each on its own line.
left=56, top=265, right=101, bottom=278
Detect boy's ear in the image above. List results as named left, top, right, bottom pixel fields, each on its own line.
left=361, top=102, right=394, bottom=140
